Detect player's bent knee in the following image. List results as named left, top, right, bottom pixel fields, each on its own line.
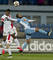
left=6, top=44, right=10, bottom=48
left=26, top=39, right=30, bottom=44
left=11, top=34, right=17, bottom=39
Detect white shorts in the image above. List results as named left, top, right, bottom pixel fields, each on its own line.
left=3, top=26, right=17, bottom=36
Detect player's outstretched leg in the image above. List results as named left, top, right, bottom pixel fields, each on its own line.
left=14, top=38, right=20, bottom=48
left=35, top=28, right=52, bottom=36
left=14, top=38, right=23, bottom=52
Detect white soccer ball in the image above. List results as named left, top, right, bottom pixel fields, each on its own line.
left=14, top=1, right=19, bottom=7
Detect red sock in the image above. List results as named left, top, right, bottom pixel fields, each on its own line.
left=2, top=49, right=5, bottom=55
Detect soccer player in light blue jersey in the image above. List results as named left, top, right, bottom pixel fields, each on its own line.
left=16, top=14, right=52, bottom=51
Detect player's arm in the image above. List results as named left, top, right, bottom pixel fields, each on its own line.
left=26, top=18, right=36, bottom=23
left=1, top=16, right=5, bottom=22
left=22, top=17, right=36, bottom=23
left=28, top=19, right=36, bottom=23
left=7, top=17, right=17, bottom=22
left=7, top=17, right=21, bottom=23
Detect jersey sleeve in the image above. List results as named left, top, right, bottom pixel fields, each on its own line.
left=1, top=16, right=5, bottom=22
left=1, top=15, right=7, bottom=22
left=7, top=16, right=17, bottom=22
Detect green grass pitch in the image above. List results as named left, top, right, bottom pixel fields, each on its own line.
left=0, top=53, right=53, bottom=60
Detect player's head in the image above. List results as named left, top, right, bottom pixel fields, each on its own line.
left=5, top=9, right=10, bottom=16
left=16, top=14, right=22, bottom=18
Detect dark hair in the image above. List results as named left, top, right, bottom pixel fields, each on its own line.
left=16, top=14, right=22, bottom=18
left=16, top=14, right=19, bottom=18
left=5, top=9, right=10, bottom=12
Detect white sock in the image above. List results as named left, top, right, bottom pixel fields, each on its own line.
left=14, top=38, right=20, bottom=47
left=8, top=48, right=12, bottom=56
left=0, top=48, right=2, bottom=55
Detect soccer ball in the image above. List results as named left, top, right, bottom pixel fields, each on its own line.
left=14, top=1, right=19, bottom=7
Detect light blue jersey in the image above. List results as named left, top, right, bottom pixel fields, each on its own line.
left=17, top=17, right=35, bottom=40
left=17, top=17, right=30, bottom=29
